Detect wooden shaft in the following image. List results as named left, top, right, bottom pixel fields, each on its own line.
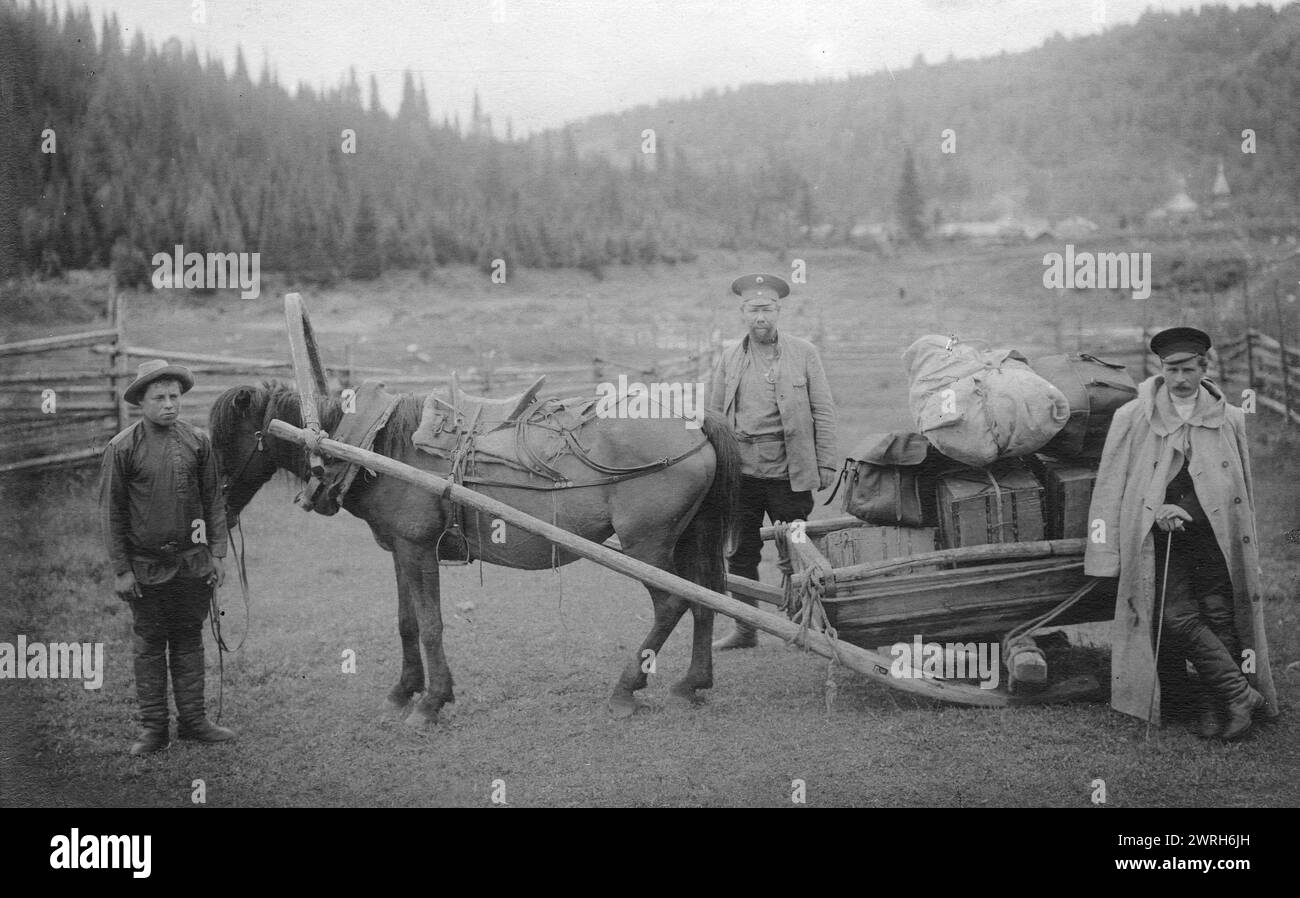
left=266, top=418, right=1016, bottom=707
left=725, top=574, right=784, bottom=606
left=760, top=514, right=862, bottom=540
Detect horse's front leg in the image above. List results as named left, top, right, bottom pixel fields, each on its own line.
left=396, top=541, right=454, bottom=728
left=386, top=551, right=425, bottom=710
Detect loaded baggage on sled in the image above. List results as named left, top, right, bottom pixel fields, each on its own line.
left=741, top=334, right=1137, bottom=698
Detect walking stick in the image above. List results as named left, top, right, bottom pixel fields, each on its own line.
left=1146, top=529, right=1175, bottom=740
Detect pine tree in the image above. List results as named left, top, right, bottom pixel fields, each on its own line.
left=895, top=147, right=925, bottom=241
left=350, top=191, right=382, bottom=279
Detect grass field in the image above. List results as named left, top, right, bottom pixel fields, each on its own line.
left=2, top=239, right=1298, bottom=807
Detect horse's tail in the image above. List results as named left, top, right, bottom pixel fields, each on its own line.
left=675, top=410, right=741, bottom=592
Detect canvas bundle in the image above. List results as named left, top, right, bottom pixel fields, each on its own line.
left=903, top=335, right=1071, bottom=468
left=1031, top=353, right=1138, bottom=459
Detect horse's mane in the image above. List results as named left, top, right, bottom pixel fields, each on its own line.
left=210, top=378, right=426, bottom=468
left=375, top=392, right=425, bottom=460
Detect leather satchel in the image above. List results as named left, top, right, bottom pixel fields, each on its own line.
left=829, top=432, right=939, bottom=526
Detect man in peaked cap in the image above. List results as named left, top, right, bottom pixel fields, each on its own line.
left=706, top=274, right=838, bottom=649
left=100, top=360, right=234, bottom=754
left=1085, top=327, right=1278, bottom=739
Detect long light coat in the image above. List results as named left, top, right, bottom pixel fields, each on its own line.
left=1084, top=375, right=1279, bottom=723
left=707, top=333, right=838, bottom=492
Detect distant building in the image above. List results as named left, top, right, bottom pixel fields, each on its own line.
left=1054, top=215, right=1099, bottom=239
left=935, top=218, right=1025, bottom=244
left=847, top=221, right=897, bottom=254
left=1147, top=176, right=1200, bottom=225
left=1211, top=160, right=1232, bottom=215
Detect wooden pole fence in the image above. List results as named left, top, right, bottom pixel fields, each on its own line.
left=0, top=329, right=120, bottom=357
left=0, top=447, right=102, bottom=475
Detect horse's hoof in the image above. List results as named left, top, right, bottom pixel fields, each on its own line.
left=607, top=695, right=644, bottom=719
left=404, top=710, right=438, bottom=729
left=668, top=683, right=706, bottom=707
left=386, top=690, right=414, bottom=710
left=404, top=700, right=442, bottom=728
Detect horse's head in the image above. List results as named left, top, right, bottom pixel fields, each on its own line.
left=209, top=381, right=304, bottom=522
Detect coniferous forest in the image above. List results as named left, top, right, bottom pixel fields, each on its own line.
left=2, top=1, right=1300, bottom=284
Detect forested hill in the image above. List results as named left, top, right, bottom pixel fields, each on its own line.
left=3, top=2, right=1299, bottom=284
left=562, top=3, right=1300, bottom=229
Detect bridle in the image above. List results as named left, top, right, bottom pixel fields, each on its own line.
left=221, top=427, right=267, bottom=497
left=211, top=417, right=269, bottom=721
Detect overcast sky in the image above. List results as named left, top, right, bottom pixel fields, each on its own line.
left=65, top=0, right=1279, bottom=134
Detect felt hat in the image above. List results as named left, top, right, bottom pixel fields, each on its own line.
left=123, top=359, right=195, bottom=406
left=1150, top=326, right=1212, bottom=363
left=731, top=273, right=791, bottom=303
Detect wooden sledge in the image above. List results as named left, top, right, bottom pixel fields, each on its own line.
left=725, top=514, right=1113, bottom=702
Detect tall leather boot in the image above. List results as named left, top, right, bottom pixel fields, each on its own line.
left=713, top=597, right=758, bottom=650
left=1185, top=628, right=1262, bottom=741
left=171, top=649, right=236, bottom=743
left=130, top=650, right=171, bottom=755
left=1156, top=646, right=1196, bottom=724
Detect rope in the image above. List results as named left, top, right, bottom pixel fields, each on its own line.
left=208, top=519, right=252, bottom=722
left=772, top=522, right=841, bottom=711
left=999, top=576, right=1097, bottom=675
left=983, top=468, right=1011, bottom=538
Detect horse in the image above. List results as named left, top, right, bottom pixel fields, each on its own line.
left=209, top=380, right=740, bottom=726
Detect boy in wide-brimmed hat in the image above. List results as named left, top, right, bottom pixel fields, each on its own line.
left=100, top=360, right=234, bottom=754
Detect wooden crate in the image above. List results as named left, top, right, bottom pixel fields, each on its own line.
left=817, top=525, right=938, bottom=569
left=1037, top=458, right=1098, bottom=539
left=936, top=463, right=1045, bottom=548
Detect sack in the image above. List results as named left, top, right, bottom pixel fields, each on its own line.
left=1032, top=353, right=1138, bottom=459
left=903, top=335, right=1071, bottom=468
left=832, top=432, right=938, bottom=526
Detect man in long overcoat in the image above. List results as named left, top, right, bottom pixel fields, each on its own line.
left=1085, top=327, right=1279, bottom=738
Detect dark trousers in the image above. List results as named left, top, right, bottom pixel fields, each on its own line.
left=1154, top=528, right=1245, bottom=714
left=728, top=476, right=815, bottom=582
left=131, top=577, right=212, bottom=660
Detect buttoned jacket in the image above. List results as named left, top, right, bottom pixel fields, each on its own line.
left=706, top=333, right=838, bottom=492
